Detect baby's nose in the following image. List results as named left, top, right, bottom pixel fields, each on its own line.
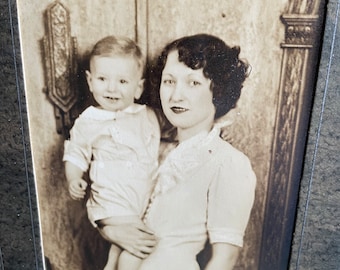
left=107, top=80, right=117, bottom=92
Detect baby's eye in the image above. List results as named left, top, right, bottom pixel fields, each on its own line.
left=189, top=80, right=201, bottom=87
left=120, top=79, right=128, bottom=84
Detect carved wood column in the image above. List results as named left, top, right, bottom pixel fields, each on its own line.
left=135, top=0, right=148, bottom=58
left=42, top=1, right=78, bottom=137
left=259, top=0, right=325, bottom=269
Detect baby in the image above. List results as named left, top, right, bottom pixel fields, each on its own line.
left=63, top=35, right=160, bottom=269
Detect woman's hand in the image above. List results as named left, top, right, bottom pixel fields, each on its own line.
left=205, top=243, right=239, bottom=270
left=98, top=223, right=158, bottom=259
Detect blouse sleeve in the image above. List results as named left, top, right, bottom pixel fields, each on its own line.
left=207, top=149, right=256, bottom=247
left=63, top=118, right=92, bottom=172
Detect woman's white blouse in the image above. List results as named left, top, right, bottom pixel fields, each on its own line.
left=144, top=127, right=256, bottom=250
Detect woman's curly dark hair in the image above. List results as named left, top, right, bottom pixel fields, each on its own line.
left=146, top=33, right=250, bottom=119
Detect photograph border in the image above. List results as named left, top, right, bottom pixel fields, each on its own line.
left=0, top=0, right=333, bottom=269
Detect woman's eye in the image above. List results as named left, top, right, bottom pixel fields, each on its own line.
left=98, top=77, right=106, bottom=81
left=163, top=79, right=175, bottom=85
left=190, top=80, right=201, bottom=87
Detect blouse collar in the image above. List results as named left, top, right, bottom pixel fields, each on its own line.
left=152, top=126, right=221, bottom=196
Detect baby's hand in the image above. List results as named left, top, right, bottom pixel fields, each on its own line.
left=68, top=178, right=88, bottom=200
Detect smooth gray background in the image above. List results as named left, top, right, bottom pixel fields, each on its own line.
left=0, top=1, right=338, bottom=269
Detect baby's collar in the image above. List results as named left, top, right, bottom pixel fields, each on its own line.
left=122, top=103, right=146, bottom=114
left=81, top=104, right=145, bottom=120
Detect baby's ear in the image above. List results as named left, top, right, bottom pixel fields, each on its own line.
left=85, top=70, right=94, bottom=93
left=85, top=70, right=91, bottom=79
left=85, top=70, right=91, bottom=83
left=134, top=79, right=145, bottom=99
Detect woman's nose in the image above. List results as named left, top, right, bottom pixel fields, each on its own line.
left=170, top=83, right=183, bottom=101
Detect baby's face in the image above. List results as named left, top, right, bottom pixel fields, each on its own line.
left=86, top=55, right=143, bottom=112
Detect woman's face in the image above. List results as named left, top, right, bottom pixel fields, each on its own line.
left=160, top=50, right=216, bottom=141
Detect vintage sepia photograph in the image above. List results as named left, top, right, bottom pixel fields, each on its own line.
left=15, top=0, right=325, bottom=269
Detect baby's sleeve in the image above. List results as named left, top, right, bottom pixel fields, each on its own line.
left=207, top=151, right=256, bottom=247
left=63, top=119, right=92, bottom=172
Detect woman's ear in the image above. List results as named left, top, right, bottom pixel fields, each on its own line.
left=134, top=79, right=145, bottom=99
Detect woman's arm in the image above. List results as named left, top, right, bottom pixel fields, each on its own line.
left=205, top=243, right=239, bottom=270
left=98, top=222, right=158, bottom=259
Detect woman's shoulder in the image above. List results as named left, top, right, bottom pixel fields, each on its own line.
left=212, top=137, right=256, bottom=186
left=213, top=136, right=253, bottom=167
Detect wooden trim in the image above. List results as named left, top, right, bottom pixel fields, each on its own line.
left=42, top=1, right=78, bottom=136
left=258, top=1, right=326, bottom=269
left=135, top=0, right=148, bottom=60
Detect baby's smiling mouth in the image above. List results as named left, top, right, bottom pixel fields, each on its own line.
left=171, top=106, right=188, bottom=113
left=105, top=96, right=119, bottom=101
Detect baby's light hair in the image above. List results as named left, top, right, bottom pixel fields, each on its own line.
left=89, top=35, right=145, bottom=75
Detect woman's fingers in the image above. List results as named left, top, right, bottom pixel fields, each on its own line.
left=138, top=244, right=156, bottom=254
left=131, top=250, right=149, bottom=259
left=139, top=239, right=157, bottom=247
left=98, top=223, right=158, bottom=257
left=127, top=235, right=157, bottom=257
left=134, top=222, right=155, bottom=235
left=134, top=238, right=157, bottom=253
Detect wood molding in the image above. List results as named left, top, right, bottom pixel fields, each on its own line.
left=135, top=0, right=148, bottom=60
left=42, top=1, right=78, bottom=136
left=259, top=1, right=325, bottom=269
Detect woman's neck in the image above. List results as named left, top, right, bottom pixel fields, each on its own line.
left=177, top=124, right=213, bottom=143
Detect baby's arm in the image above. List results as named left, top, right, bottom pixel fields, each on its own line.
left=65, top=161, right=88, bottom=200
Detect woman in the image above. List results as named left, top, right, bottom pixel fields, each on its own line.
left=100, top=33, right=256, bottom=270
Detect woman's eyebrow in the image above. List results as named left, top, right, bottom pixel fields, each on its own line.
left=161, top=72, right=173, bottom=76
left=188, top=73, right=204, bottom=78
